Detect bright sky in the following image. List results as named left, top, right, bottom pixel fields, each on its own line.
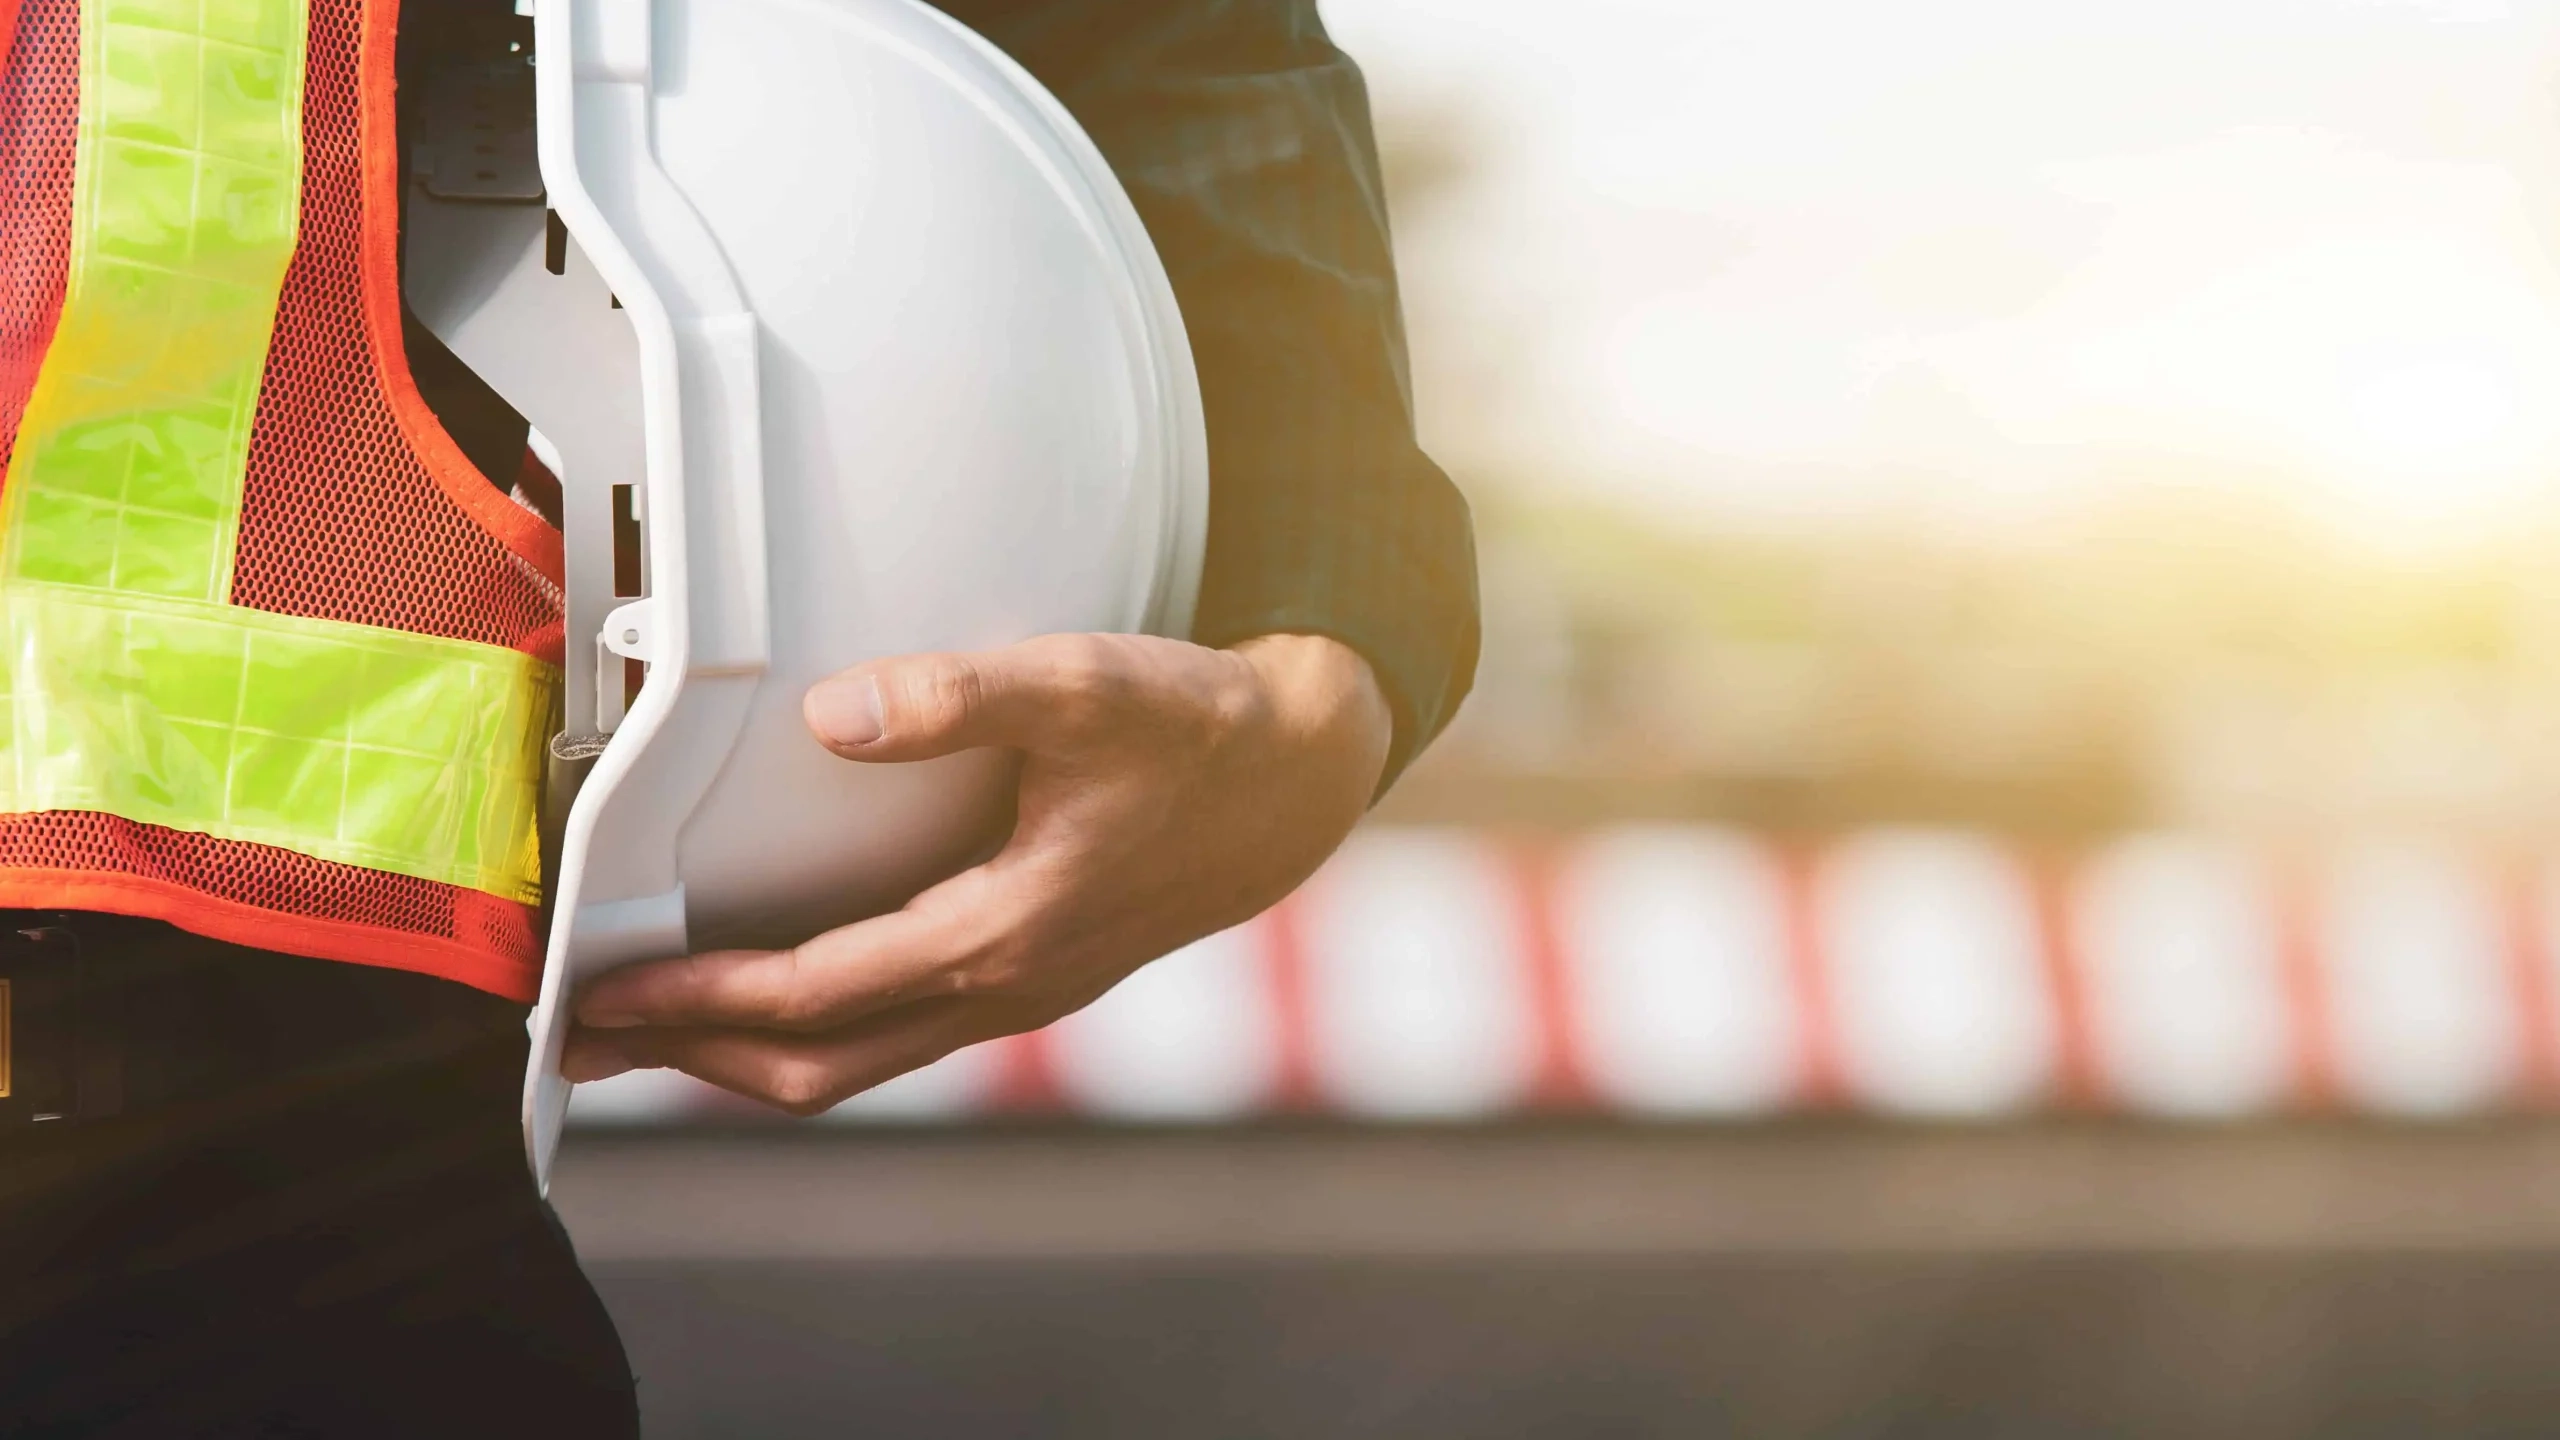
left=1321, top=0, right=2560, bottom=548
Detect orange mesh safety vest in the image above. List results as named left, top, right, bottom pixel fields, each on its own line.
left=0, top=0, right=564, bottom=1000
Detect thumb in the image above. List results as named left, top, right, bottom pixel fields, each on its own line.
left=804, top=643, right=1074, bottom=762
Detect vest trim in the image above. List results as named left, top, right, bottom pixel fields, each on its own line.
left=0, top=863, right=538, bottom=999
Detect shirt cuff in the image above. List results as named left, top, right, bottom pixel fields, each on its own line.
left=1188, top=452, right=1481, bottom=796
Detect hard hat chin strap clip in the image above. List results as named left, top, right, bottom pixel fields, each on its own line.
left=596, top=596, right=659, bottom=732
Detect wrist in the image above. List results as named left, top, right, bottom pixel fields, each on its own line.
left=1229, top=633, right=1394, bottom=798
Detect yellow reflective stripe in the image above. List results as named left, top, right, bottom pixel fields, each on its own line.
left=0, top=583, right=553, bottom=901
left=0, top=0, right=552, bottom=902
left=3, top=0, right=306, bottom=599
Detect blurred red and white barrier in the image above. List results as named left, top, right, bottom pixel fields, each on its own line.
left=568, top=826, right=2560, bottom=1126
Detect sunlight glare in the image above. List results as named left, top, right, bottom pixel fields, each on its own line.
left=2345, top=350, right=2519, bottom=471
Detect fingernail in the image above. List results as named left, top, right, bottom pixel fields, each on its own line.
left=808, top=675, right=885, bottom=747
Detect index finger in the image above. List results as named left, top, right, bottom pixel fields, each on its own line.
left=573, top=888, right=1003, bottom=1032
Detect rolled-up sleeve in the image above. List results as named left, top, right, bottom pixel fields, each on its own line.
left=932, top=0, right=1482, bottom=788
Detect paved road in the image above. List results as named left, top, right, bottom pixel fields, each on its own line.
left=558, top=1125, right=2560, bottom=1438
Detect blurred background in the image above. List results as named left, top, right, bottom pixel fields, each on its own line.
left=562, top=2, right=2560, bottom=1434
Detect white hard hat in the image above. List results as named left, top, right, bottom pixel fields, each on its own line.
left=405, top=0, right=1207, bottom=1184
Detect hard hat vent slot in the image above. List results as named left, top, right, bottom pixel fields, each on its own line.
left=610, top=483, right=643, bottom=597
left=608, top=483, right=646, bottom=714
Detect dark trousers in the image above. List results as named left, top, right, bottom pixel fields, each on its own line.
left=0, top=913, right=639, bottom=1438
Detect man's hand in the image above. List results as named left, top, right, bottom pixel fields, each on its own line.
left=560, top=632, right=1393, bottom=1112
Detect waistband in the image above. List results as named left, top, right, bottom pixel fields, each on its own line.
left=0, top=909, right=526, bottom=1135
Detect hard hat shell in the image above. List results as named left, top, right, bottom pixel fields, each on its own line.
left=406, top=0, right=1206, bottom=1184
